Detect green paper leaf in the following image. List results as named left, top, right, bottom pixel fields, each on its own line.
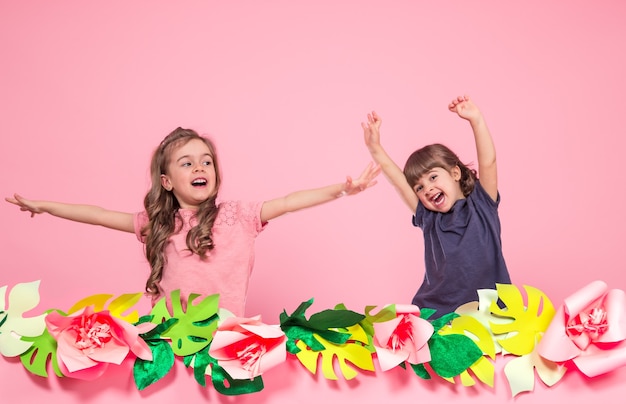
left=280, top=299, right=364, bottom=354
left=182, top=354, right=193, bottom=367
left=150, top=291, right=219, bottom=357
left=284, top=325, right=325, bottom=353
left=430, top=312, right=461, bottom=332
left=184, top=345, right=214, bottom=387
left=428, top=333, right=483, bottom=378
left=133, top=339, right=175, bottom=390
left=280, top=298, right=314, bottom=323
left=419, top=308, right=437, bottom=320
left=211, top=363, right=264, bottom=396
left=142, top=318, right=178, bottom=340
left=286, top=339, right=302, bottom=354
left=308, top=309, right=365, bottom=330
left=19, top=329, right=63, bottom=377
left=411, top=363, right=432, bottom=379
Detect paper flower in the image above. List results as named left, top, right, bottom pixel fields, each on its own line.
left=537, top=280, right=626, bottom=377
left=209, top=315, right=286, bottom=380
left=372, top=304, right=434, bottom=371
left=45, top=306, right=154, bottom=380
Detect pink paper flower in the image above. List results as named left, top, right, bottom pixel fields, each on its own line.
left=537, top=280, right=626, bottom=377
left=373, top=304, right=434, bottom=371
left=209, top=315, right=286, bottom=380
left=45, top=307, right=154, bottom=380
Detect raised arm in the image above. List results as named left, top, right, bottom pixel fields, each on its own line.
left=260, top=162, right=380, bottom=222
left=362, top=111, right=418, bottom=212
left=5, top=193, right=135, bottom=233
left=448, top=95, right=498, bottom=201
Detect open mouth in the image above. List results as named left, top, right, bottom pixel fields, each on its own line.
left=191, top=178, right=207, bottom=187
left=431, top=192, right=444, bottom=206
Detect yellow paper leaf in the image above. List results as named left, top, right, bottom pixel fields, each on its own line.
left=441, top=314, right=497, bottom=358
left=67, top=293, right=113, bottom=314
left=455, top=290, right=515, bottom=355
left=464, top=356, right=494, bottom=387
left=489, top=284, right=556, bottom=356
left=67, top=292, right=144, bottom=323
left=295, top=324, right=374, bottom=380
left=105, top=293, right=144, bottom=323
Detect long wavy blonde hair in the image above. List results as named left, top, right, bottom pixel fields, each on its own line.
left=141, top=127, right=222, bottom=297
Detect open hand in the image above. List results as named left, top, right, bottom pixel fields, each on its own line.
left=5, top=194, right=44, bottom=217
left=448, top=95, right=483, bottom=123
left=340, top=161, right=381, bottom=196
left=361, top=111, right=382, bottom=151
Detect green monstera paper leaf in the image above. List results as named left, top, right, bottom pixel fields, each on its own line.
left=19, top=327, right=63, bottom=377
left=150, top=290, right=219, bottom=357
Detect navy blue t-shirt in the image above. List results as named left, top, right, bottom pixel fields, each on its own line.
left=411, top=180, right=511, bottom=318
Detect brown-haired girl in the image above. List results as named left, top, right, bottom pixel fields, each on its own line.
left=6, top=127, right=380, bottom=316
left=362, top=95, right=511, bottom=319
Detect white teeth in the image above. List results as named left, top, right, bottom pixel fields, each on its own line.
left=431, top=193, right=443, bottom=205
left=192, top=179, right=207, bottom=185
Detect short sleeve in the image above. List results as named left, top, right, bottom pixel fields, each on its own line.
left=412, top=202, right=426, bottom=228
left=471, top=180, right=501, bottom=209
left=241, top=200, right=266, bottom=234
left=133, top=211, right=149, bottom=243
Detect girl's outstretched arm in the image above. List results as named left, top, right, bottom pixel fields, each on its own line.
left=259, top=162, right=381, bottom=222
left=362, top=111, right=418, bottom=212
left=5, top=193, right=135, bottom=233
left=448, top=95, right=498, bottom=201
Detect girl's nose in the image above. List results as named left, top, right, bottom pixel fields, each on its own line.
left=193, top=164, right=205, bottom=172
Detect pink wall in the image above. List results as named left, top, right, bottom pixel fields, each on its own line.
left=2, top=1, right=625, bottom=402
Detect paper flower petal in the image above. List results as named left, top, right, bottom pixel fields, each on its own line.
left=45, top=306, right=153, bottom=379
left=573, top=343, right=626, bottom=377
left=372, top=304, right=433, bottom=371
left=209, top=316, right=286, bottom=380
left=538, top=280, right=626, bottom=377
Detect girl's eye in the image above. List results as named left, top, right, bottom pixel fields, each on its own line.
left=415, top=185, right=423, bottom=192
left=203, top=160, right=212, bottom=166
left=182, top=162, right=191, bottom=167
left=430, top=174, right=437, bottom=181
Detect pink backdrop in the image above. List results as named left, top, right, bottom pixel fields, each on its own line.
left=2, top=1, right=625, bottom=402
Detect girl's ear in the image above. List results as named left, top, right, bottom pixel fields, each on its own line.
left=161, top=174, right=172, bottom=191
left=452, top=165, right=462, bottom=181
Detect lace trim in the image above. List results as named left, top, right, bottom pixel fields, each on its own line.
left=177, top=201, right=259, bottom=229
